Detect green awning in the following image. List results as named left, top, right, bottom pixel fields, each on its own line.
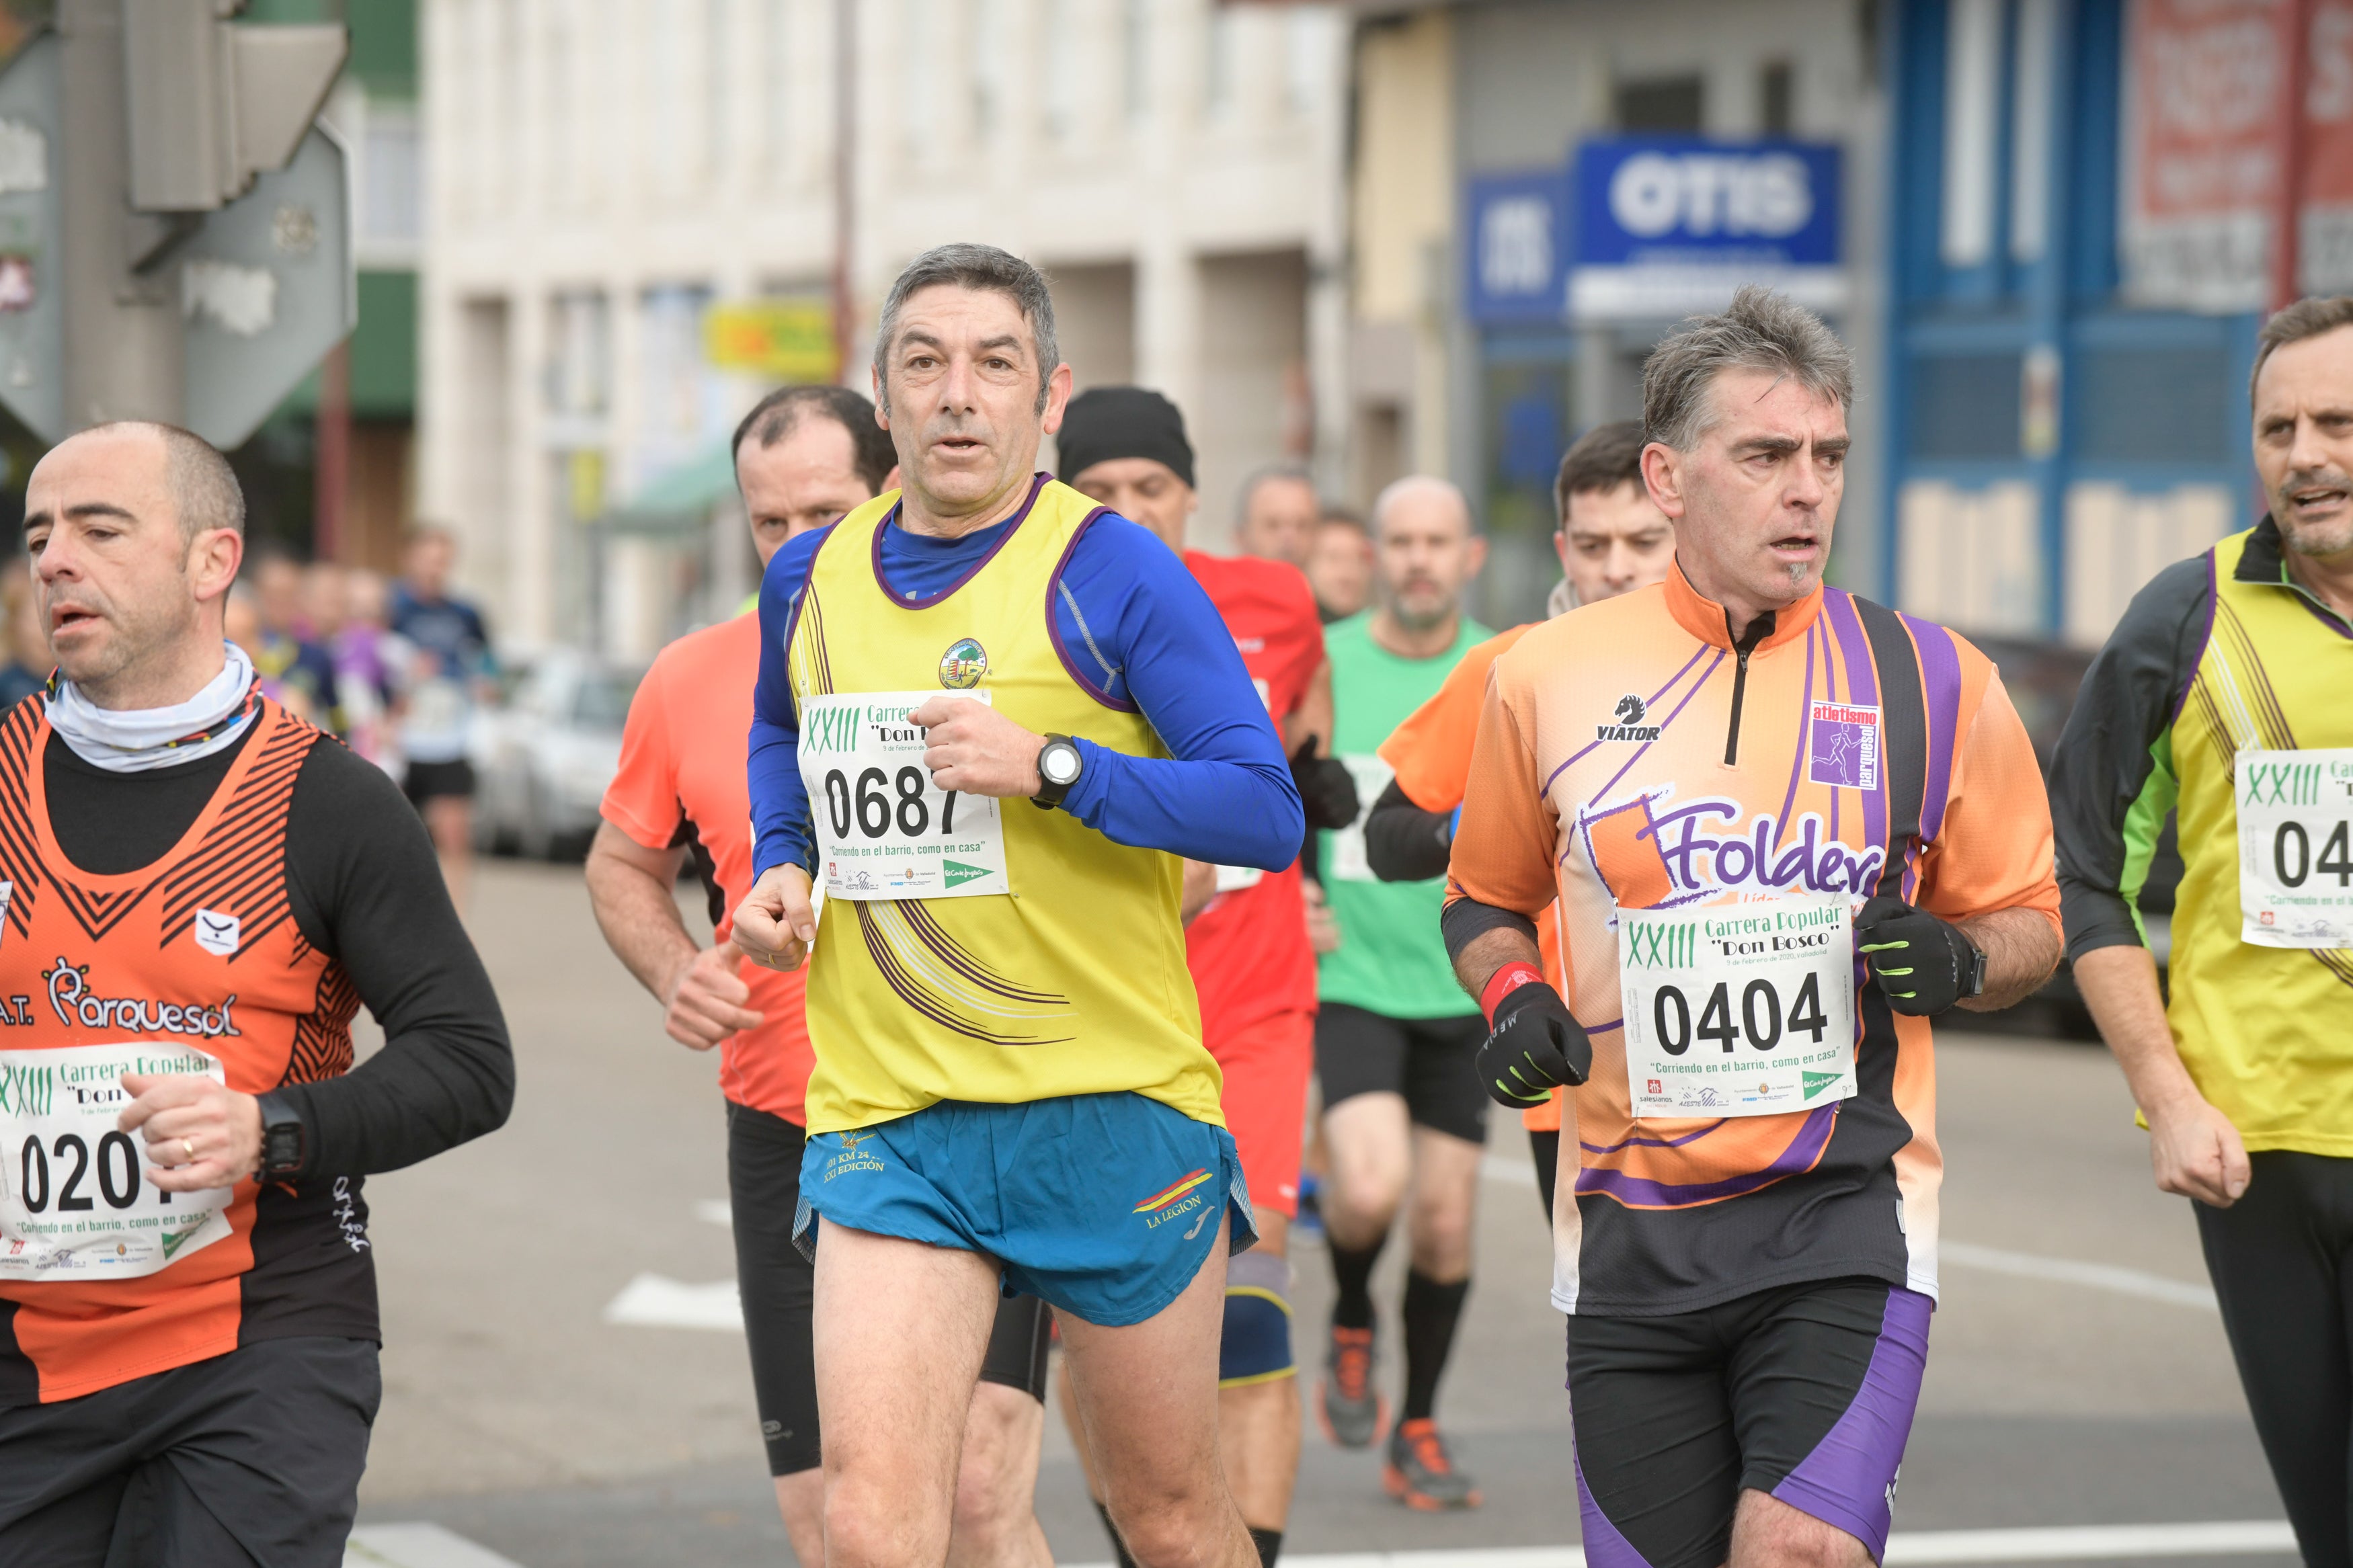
left=607, top=442, right=737, bottom=529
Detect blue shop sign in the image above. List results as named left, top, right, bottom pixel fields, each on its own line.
left=1464, top=171, right=1569, bottom=325
left=1569, top=138, right=1845, bottom=320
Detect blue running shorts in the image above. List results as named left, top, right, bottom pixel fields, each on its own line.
left=795, top=1091, right=1257, bottom=1328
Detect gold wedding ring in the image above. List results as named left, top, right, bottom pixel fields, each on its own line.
left=182, top=1138, right=197, bottom=1163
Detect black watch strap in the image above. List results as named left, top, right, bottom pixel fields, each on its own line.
left=255, top=1090, right=307, bottom=1175
left=1962, top=939, right=1988, bottom=1000
left=1031, top=734, right=1081, bottom=811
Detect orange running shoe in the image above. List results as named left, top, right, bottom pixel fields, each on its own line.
left=1316, top=1324, right=1386, bottom=1448
left=1383, top=1417, right=1482, bottom=1510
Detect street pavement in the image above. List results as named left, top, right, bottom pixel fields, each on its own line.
left=351, top=860, right=2287, bottom=1567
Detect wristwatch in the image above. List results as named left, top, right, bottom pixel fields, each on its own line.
left=1032, top=734, right=1083, bottom=811
left=1960, top=938, right=1988, bottom=1001
left=255, top=1091, right=307, bottom=1175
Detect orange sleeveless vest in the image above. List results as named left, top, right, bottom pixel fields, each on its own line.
left=0, top=697, right=370, bottom=1403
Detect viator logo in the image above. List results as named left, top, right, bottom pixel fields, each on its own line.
left=1596, top=694, right=1663, bottom=743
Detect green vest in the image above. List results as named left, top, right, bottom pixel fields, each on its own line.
left=1318, top=612, right=1489, bottom=1018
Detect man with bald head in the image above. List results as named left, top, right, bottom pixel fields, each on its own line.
left=1236, top=468, right=1324, bottom=569
left=1311, top=475, right=1492, bottom=1509
left=0, top=423, right=512, bottom=1564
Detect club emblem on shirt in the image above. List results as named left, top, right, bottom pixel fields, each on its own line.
left=939, top=638, right=988, bottom=690
left=1806, top=700, right=1882, bottom=790
left=1596, top=694, right=1663, bottom=743
left=194, top=909, right=240, bottom=958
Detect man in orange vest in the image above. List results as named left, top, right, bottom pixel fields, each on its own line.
left=0, top=423, right=513, bottom=1563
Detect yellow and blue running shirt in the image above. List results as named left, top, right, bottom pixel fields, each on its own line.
left=748, top=474, right=1304, bottom=1134
left=2055, top=516, right=2353, bottom=1155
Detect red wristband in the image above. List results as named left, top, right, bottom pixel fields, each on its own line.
left=1480, top=961, right=1546, bottom=1025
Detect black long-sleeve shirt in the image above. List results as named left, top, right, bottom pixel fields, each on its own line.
left=43, top=727, right=514, bottom=1177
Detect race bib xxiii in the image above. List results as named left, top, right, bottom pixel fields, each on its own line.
left=2237, top=747, right=2353, bottom=948
left=799, top=691, right=1010, bottom=901
left=1618, top=895, right=1858, bottom=1118
left=0, top=1042, right=235, bottom=1281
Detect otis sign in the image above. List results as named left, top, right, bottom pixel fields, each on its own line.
left=1570, top=136, right=1845, bottom=321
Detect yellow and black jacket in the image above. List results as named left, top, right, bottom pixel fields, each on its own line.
left=2053, top=516, right=2353, bottom=1154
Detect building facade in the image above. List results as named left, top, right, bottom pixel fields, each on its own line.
left=1882, top=0, right=2346, bottom=648
left=417, top=0, right=1349, bottom=657
left=1343, top=0, right=1888, bottom=629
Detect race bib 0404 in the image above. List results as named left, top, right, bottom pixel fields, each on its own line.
left=1328, top=754, right=1395, bottom=883
left=0, top=1043, right=235, bottom=1281
left=799, top=691, right=1009, bottom=901
left=2237, top=747, right=2353, bottom=948
left=1618, top=895, right=1858, bottom=1119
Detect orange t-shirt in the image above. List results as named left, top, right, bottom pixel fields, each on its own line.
left=1377, top=620, right=1568, bottom=1132
left=1447, top=567, right=2060, bottom=1316
left=603, top=614, right=813, bottom=1123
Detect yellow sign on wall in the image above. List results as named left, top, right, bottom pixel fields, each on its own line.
left=705, top=300, right=838, bottom=382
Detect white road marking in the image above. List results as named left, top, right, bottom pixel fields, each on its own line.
left=1066, top=1520, right=2296, bottom=1568
left=694, top=1198, right=733, bottom=1227
left=345, top=1523, right=528, bottom=1568
left=1476, top=1156, right=2217, bottom=1313
left=600, top=1272, right=742, bottom=1331
left=1940, top=1240, right=2220, bottom=1312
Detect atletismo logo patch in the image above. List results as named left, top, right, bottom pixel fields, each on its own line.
left=1597, top=693, right=1664, bottom=743
left=1806, top=700, right=1881, bottom=790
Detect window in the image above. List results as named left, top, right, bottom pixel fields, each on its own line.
left=1205, top=5, right=1237, bottom=117
left=1761, top=60, right=1794, bottom=137
left=1940, top=0, right=2002, bottom=267
left=973, top=0, right=1006, bottom=137
left=1615, top=75, right=1705, bottom=132
left=1907, top=352, right=2022, bottom=460
left=765, top=0, right=791, bottom=171
left=2074, top=345, right=2234, bottom=464
left=707, top=0, right=731, bottom=177
left=359, top=111, right=422, bottom=254
left=1285, top=7, right=1333, bottom=118
left=2009, top=0, right=2058, bottom=261
left=906, top=0, right=939, bottom=144
left=1043, top=0, right=1077, bottom=138
left=1123, top=0, right=1149, bottom=123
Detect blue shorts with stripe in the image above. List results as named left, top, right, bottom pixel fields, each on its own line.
left=795, top=1091, right=1257, bottom=1328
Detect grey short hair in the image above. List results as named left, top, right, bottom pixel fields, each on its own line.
left=872, top=243, right=1060, bottom=416
left=1642, top=286, right=1853, bottom=453
left=1235, top=462, right=1317, bottom=523
left=2251, top=295, right=2353, bottom=403
left=85, top=420, right=244, bottom=540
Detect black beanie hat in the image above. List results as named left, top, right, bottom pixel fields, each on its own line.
left=1056, top=386, right=1197, bottom=491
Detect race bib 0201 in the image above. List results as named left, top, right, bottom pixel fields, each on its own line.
left=2237, top=747, right=2353, bottom=948
left=1618, top=895, right=1858, bottom=1119
left=0, top=1043, right=235, bottom=1281
left=799, top=691, right=1009, bottom=901
left=1327, top=754, right=1395, bottom=883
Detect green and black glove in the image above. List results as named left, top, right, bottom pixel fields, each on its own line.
left=1856, top=895, right=1985, bottom=1016
left=1474, top=964, right=1591, bottom=1108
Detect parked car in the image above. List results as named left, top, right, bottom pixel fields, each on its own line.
left=471, top=650, right=643, bottom=860
left=1970, top=635, right=2182, bottom=1038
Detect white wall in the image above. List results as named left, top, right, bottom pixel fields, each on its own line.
left=418, top=0, right=1349, bottom=651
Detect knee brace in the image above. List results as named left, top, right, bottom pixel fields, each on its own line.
left=1219, top=1251, right=1295, bottom=1387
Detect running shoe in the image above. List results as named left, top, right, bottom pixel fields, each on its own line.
left=1383, top=1418, right=1482, bottom=1510
left=1317, top=1324, right=1386, bottom=1448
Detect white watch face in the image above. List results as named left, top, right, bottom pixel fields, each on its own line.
left=1043, top=744, right=1080, bottom=785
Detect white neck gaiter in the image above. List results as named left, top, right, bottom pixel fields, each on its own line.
left=45, top=641, right=261, bottom=774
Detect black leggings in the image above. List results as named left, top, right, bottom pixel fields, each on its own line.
left=2196, top=1149, right=2353, bottom=1568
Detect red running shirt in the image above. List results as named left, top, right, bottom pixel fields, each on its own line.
left=1181, top=551, right=1326, bottom=1040
left=603, top=614, right=813, bottom=1123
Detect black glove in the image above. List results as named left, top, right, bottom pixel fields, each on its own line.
left=1475, top=979, right=1592, bottom=1108
left=1855, top=895, right=1984, bottom=1016
left=1290, top=739, right=1359, bottom=831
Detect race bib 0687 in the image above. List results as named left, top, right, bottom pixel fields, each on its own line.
left=2237, top=747, right=2353, bottom=948
left=1618, top=894, right=1858, bottom=1119
left=799, top=691, right=1010, bottom=901
left=0, top=1042, right=235, bottom=1281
